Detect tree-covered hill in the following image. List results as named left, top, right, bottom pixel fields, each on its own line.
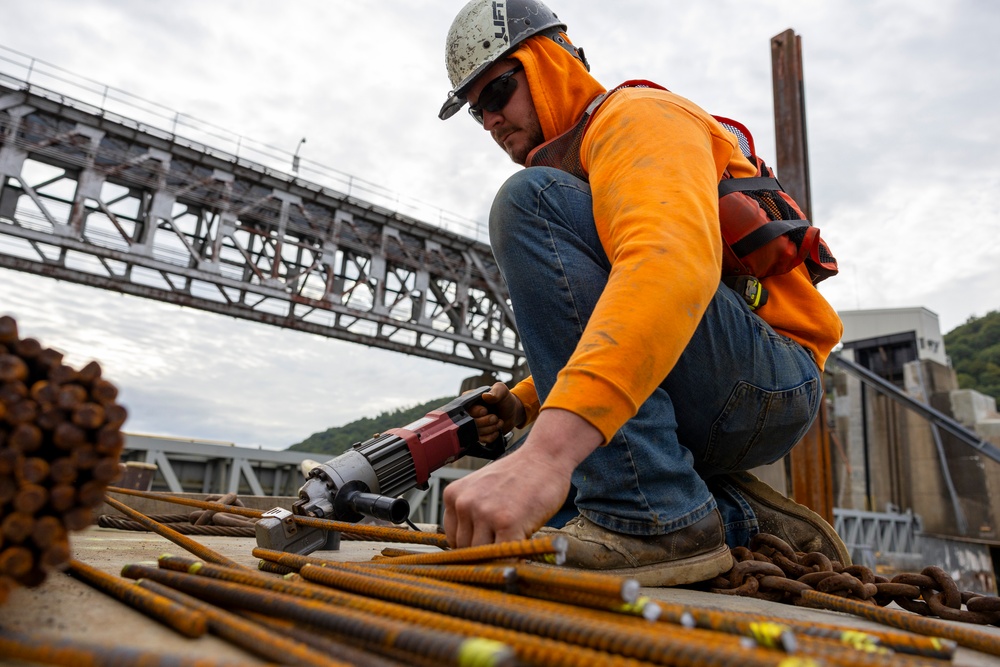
left=944, top=310, right=1000, bottom=403
left=287, top=395, right=454, bottom=456
left=288, top=311, right=1000, bottom=457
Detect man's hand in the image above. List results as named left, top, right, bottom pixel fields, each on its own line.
left=469, top=381, right=524, bottom=445
left=442, top=408, right=603, bottom=547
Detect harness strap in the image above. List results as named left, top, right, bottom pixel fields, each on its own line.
left=718, top=177, right=782, bottom=197
left=729, top=218, right=811, bottom=258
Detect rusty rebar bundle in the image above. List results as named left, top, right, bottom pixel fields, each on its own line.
left=0, top=314, right=127, bottom=599
left=123, top=562, right=519, bottom=667
left=151, top=554, right=664, bottom=667
left=253, top=546, right=964, bottom=667
left=58, top=493, right=978, bottom=667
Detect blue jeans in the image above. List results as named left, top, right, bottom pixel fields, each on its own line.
left=490, top=167, right=821, bottom=549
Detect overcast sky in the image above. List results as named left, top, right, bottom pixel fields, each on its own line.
left=1, top=1, right=997, bottom=450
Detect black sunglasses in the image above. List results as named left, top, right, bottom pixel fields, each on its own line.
left=468, top=64, right=523, bottom=124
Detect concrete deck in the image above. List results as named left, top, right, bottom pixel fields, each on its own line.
left=2, top=524, right=1000, bottom=666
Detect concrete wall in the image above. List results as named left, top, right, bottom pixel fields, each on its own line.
left=831, top=350, right=873, bottom=509
left=918, top=535, right=997, bottom=595
left=832, top=357, right=1000, bottom=544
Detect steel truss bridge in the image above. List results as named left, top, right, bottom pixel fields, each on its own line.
left=0, top=74, right=523, bottom=376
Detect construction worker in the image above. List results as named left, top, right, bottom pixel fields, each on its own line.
left=439, top=0, right=849, bottom=585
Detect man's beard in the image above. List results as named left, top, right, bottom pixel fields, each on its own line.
left=497, top=123, right=545, bottom=166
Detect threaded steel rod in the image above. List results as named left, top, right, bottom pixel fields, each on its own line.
left=658, top=601, right=956, bottom=661
left=103, top=496, right=248, bottom=570
left=356, top=562, right=518, bottom=590
left=296, top=563, right=807, bottom=667
left=238, top=611, right=413, bottom=667
left=254, top=548, right=716, bottom=645
left=370, top=535, right=567, bottom=565
left=122, top=563, right=517, bottom=667
left=155, top=554, right=670, bottom=667
left=0, top=625, right=254, bottom=667
left=106, top=486, right=450, bottom=547
left=802, top=589, right=1000, bottom=658
left=66, top=559, right=208, bottom=639
left=135, top=578, right=350, bottom=667
left=517, top=581, right=661, bottom=619
left=513, top=562, right=640, bottom=602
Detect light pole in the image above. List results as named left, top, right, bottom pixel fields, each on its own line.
left=292, top=137, right=307, bottom=174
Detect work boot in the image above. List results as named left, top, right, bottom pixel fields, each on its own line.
left=540, top=509, right=733, bottom=587
left=726, top=470, right=852, bottom=565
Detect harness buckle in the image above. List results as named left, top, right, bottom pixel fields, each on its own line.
left=730, top=275, right=769, bottom=311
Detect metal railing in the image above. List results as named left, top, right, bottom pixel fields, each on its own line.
left=833, top=506, right=923, bottom=570
left=0, top=43, right=488, bottom=243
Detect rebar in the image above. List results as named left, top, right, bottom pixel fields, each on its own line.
left=258, top=559, right=299, bottom=576
left=254, top=547, right=705, bottom=648
left=103, top=495, right=248, bottom=570
left=0, top=314, right=128, bottom=596
left=516, top=580, right=662, bottom=619
left=358, top=560, right=643, bottom=611
left=123, top=562, right=518, bottom=667
left=294, top=562, right=807, bottom=667
left=513, top=562, right=640, bottom=601
left=106, top=485, right=451, bottom=547
left=372, top=534, right=568, bottom=565
left=154, top=554, right=670, bottom=667
left=357, top=562, right=518, bottom=590
left=656, top=600, right=956, bottom=661
left=238, top=611, right=414, bottom=667
left=802, top=589, right=1000, bottom=658
left=135, top=577, right=350, bottom=667
left=0, top=625, right=253, bottom=667
left=66, top=558, right=208, bottom=638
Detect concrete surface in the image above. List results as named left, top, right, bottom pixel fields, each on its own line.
left=2, top=525, right=1000, bottom=666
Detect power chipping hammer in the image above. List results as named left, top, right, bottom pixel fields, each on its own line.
left=255, top=387, right=506, bottom=555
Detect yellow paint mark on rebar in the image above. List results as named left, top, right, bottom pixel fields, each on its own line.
left=615, top=596, right=660, bottom=619
left=457, top=638, right=511, bottom=667
left=120, top=561, right=158, bottom=576
left=749, top=622, right=791, bottom=650
left=777, top=659, right=821, bottom=667
left=840, top=630, right=887, bottom=654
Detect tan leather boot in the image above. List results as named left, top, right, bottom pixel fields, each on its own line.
left=541, top=509, right=733, bottom=587
left=727, top=470, right=852, bottom=565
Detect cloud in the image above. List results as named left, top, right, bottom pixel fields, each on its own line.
left=0, top=268, right=473, bottom=448
left=1, top=0, right=998, bottom=449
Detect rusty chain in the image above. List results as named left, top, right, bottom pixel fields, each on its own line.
left=98, top=492, right=257, bottom=537
left=708, top=533, right=1000, bottom=625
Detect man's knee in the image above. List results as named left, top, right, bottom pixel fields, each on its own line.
left=489, top=167, right=593, bottom=249
left=494, top=167, right=566, bottom=204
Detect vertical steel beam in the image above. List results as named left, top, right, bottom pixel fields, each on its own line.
left=772, top=29, right=832, bottom=520
left=771, top=29, right=812, bottom=221
left=789, top=397, right=835, bottom=524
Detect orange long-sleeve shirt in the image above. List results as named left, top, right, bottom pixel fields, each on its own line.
left=508, top=36, right=843, bottom=443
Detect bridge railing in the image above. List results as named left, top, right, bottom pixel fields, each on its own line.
left=0, top=43, right=487, bottom=243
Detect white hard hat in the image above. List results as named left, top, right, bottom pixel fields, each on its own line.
left=439, top=0, right=587, bottom=119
